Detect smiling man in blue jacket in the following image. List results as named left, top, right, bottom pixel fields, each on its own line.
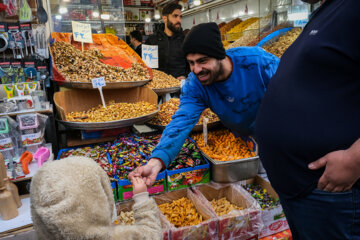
left=130, top=22, right=279, bottom=185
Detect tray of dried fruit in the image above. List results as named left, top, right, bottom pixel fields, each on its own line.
left=50, top=33, right=152, bottom=89
left=54, top=87, right=159, bottom=130
left=147, top=70, right=181, bottom=94
left=146, top=98, right=221, bottom=132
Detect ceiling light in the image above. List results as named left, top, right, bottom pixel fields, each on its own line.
left=154, top=9, right=160, bottom=20
left=59, top=7, right=68, bottom=14
left=55, top=15, right=62, bottom=20
left=92, top=11, right=99, bottom=18
left=194, top=0, right=201, bottom=6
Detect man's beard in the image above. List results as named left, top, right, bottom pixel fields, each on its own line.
left=167, top=19, right=181, bottom=33
left=196, top=60, right=223, bottom=86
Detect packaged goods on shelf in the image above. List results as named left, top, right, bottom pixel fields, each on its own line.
left=262, top=28, right=302, bottom=57
left=243, top=176, right=289, bottom=238
left=0, top=117, right=17, bottom=164
left=192, top=129, right=256, bottom=161
left=154, top=188, right=218, bottom=240
left=147, top=70, right=180, bottom=89
left=166, top=138, right=210, bottom=191
left=149, top=98, right=219, bottom=127
left=194, top=183, right=263, bottom=239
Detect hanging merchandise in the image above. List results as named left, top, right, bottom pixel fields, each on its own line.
left=32, top=24, right=48, bottom=59
left=3, top=85, right=14, bottom=99
left=19, top=0, right=33, bottom=22
left=0, top=62, right=12, bottom=84
left=8, top=25, right=24, bottom=59
left=14, top=84, right=25, bottom=97
left=36, top=0, right=48, bottom=23
left=20, top=24, right=35, bottom=57
left=0, top=23, right=9, bottom=53
left=24, top=66, right=37, bottom=81
left=3, top=0, right=18, bottom=17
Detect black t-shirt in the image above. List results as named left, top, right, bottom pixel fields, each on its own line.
left=255, top=0, right=360, bottom=199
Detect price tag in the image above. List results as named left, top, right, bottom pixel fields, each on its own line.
left=203, top=117, right=208, bottom=146
left=72, top=21, right=93, bottom=43
left=92, top=77, right=106, bottom=108
left=142, top=44, right=159, bottom=68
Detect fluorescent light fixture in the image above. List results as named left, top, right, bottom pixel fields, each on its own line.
left=100, top=14, right=110, bottom=20
left=194, top=0, right=201, bottom=6
left=248, top=11, right=254, bottom=14
left=92, top=11, right=99, bottom=18
left=288, top=12, right=308, bottom=21
left=55, top=15, right=62, bottom=20
left=145, top=17, right=151, bottom=22
left=59, top=7, right=68, bottom=14
left=154, top=9, right=160, bottom=19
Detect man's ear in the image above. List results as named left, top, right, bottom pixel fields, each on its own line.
left=162, top=15, right=167, bottom=24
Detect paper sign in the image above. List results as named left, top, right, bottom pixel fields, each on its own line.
left=72, top=21, right=93, bottom=43
left=92, top=77, right=106, bottom=108
left=142, top=44, right=158, bottom=68
left=92, top=77, right=106, bottom=88
left=294, top=19, right=308, bottom=28
left=203, top=117, right=208, bottom=146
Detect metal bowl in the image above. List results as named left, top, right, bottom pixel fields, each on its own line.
left=54, top=80, right=151, bottom=89
left=57, top=109, right=159, bottom=130
left=201, top=151, right=259, bottom=183
left=152, top=87, right=180, bottom=95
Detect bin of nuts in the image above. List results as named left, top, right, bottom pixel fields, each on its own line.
left=262, top=28, right=302, bottom=57
left=148, top=98, right=220, bottom=131
left=193, top=183, right=263, bottom=239
left=154, top=188, right=218, bottom=240
left=147, top=70, right=181, bottom=94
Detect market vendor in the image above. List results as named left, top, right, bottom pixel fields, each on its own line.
left=129, top=22, right=279, bottom=186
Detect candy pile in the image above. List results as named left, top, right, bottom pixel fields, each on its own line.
left=192, top=129, right=256, bottom=161
left=158, top=197, right=203, bottom=227
left=59, top=144, right=111, bottom=175
left=149, top=98, right=219, bottom=126
left=210, top=197, right=243, bottom=216
left=168, top=139, right=205, bottom=170
left=108, top=134, right=161, bottom=180
left=243, top=183, right=280, bottom=210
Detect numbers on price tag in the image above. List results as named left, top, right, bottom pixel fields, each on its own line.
left=92, top=77, right=106, bottom=88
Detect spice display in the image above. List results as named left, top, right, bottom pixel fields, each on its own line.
left=220, top=18, right=242, bottom=35
left=247, top=24, right=291, bottom=47
left=263, top=28, right=302, bottom=57
left=158, top=197, right=203, bottom=227
left=147, top=69, right=180, bottom=89
left=65, top=100, right=157, bottom=122
left=115, top=211, right=135, bottom=225
left=243, top=183, right=280, bottom=210
left=192, top=129, right=256, bottom=161
left=52, top=41, right=150, bottom=83
left=227, top=18, right=258, bottom=34
left=211, top=197, right=243, bottom=216
left=225, top=30, right=259, bottom=49
left=108, top=134, right=160, bottom=180
left=149, top=98, right=219, bottom=126
left=168, top=139, right=205, bottom=170
left=59, top=144, right=111, bottom=174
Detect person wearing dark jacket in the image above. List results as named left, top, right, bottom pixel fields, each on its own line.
left=130, top=30, right=143, bottom=57
left=145, top=3, right=188, bottom=79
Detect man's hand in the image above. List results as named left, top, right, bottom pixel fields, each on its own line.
left=129, top=176, right=147, bottom=195
left=308, top=139, right=360, bottom=192
left=128, top=158, right=163, bottom=187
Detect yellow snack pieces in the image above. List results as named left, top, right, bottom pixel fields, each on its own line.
left=210, top=197, right=243, bottom=216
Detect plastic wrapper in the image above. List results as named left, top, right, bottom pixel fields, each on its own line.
left=115, top=199, right=170, bottom=239
left=153, top=188, right=218, bottom=240
left=194, top=182, right=263, bottom=240
left=0, top=116, right=20, bottom=162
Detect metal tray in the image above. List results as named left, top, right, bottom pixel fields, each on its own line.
left=57, top=109, right=159, bottom=130
left=54, top=80, right=151, bottom=89
left=201, top=151, right=259, bottom=183
left=146, top=121, right=221, bottom=132
left=152, top=87, right=181, bottom=95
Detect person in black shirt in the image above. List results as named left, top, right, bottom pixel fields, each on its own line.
left=130, top=30, right=142, bottom=57
left=255, top=0, right=360, bottom=239
left=145, top=3, right=189, bottom=79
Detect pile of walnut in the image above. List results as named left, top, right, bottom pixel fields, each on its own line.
left=147, top=69, right=180, bottom=89
left=66, top=100, right=157, bottom=122
left=149, top=98, right=219, bottom=126
left=115, top=211, right=135, bottom=225
left=263, top=28, right=302, bottom=57
left=52, top=41, right=150, bottom=83
left=210, top=197, right=243, bottom=216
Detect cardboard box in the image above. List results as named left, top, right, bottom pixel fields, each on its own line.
left=115, top=199, right=171, bottom=239
left=166, top=164, right=210, bottom=191
left=194, top=183, right=263, bottom=240
left=54, top=87, right=158, bottom=121
left=245, top=176, right=289, bottom=238
left=116, top=171, right=166, bottom=201
left=153, top=188, right=218, bottom=240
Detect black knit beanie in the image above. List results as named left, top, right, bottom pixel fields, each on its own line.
left=183, top=22, right=226, bottom=60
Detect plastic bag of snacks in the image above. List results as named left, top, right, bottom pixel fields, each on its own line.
left=194, top=182, right=263, bottom=240
left=153, top=188, right=218, bottom=240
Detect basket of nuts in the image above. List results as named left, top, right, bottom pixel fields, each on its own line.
left=50, top=37, right=152, bottom=89
left=147, top=98, right=221, bottom=132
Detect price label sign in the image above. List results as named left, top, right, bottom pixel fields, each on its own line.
left=72, top=21, right=93, bottom=43
left=92, top=77, right=106, bottom=88
left=142, top=44, right=158, bottom=68
left=92, top=77, right=106, bottom=108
